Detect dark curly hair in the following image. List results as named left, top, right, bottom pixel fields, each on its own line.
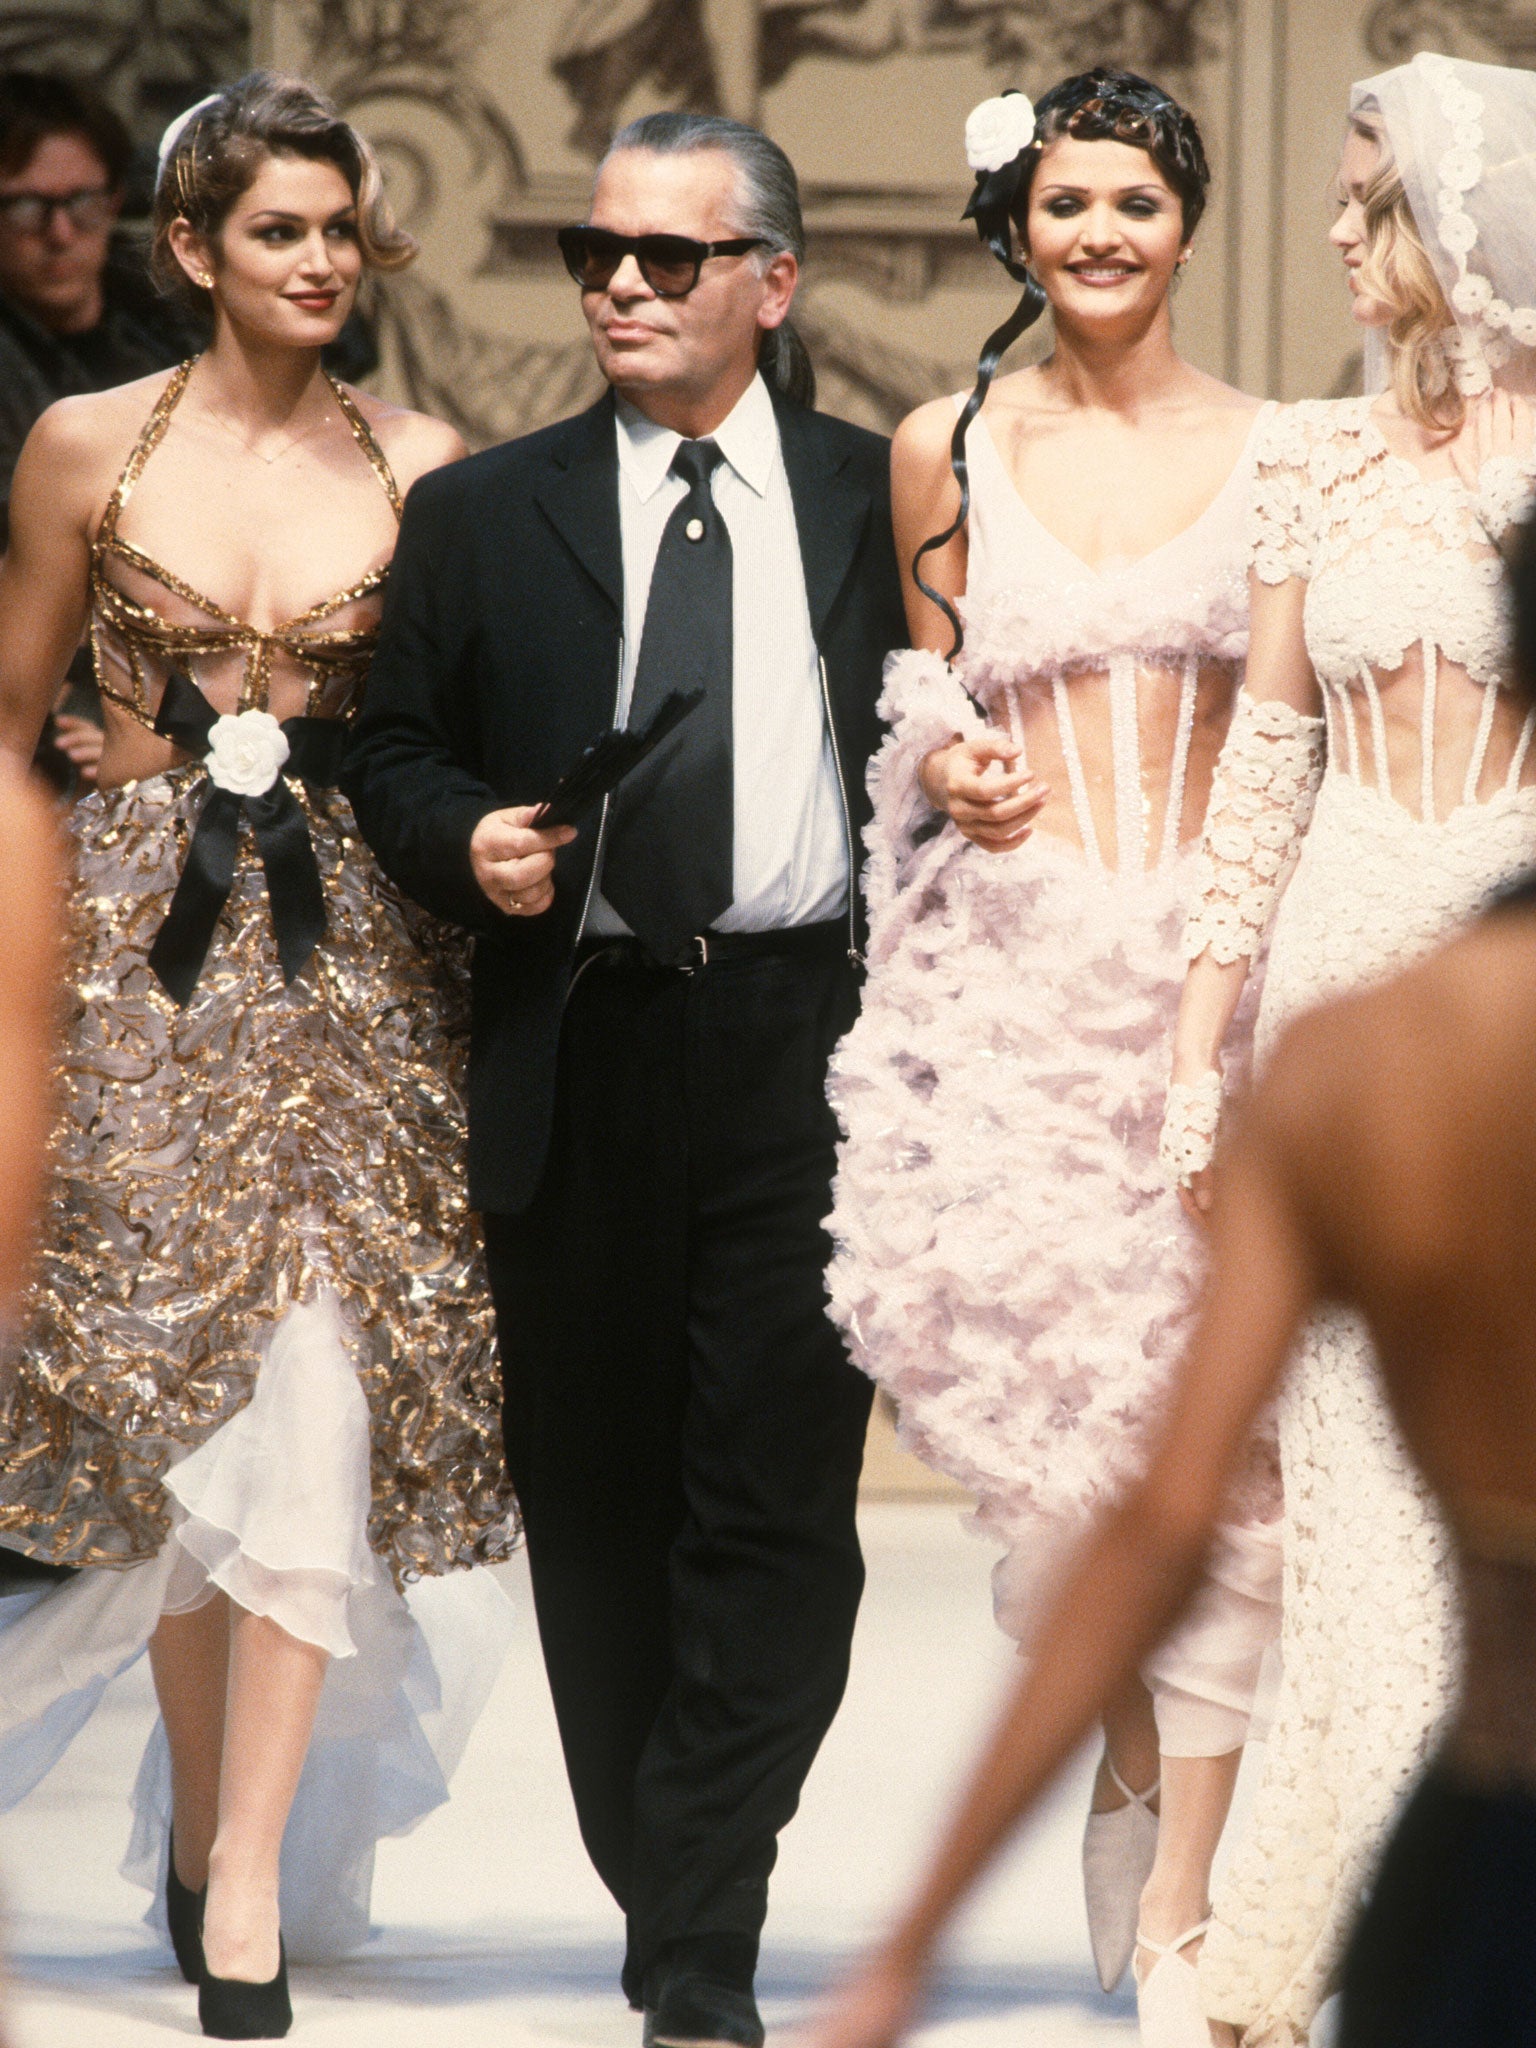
left=915, top=69, right=1211, bottom=658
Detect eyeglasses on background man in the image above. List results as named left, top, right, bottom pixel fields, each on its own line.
left=0, top=187, right=117, bottom=237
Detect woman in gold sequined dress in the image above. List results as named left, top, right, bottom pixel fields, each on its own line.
left=0, top=74, right=515, bottom=2038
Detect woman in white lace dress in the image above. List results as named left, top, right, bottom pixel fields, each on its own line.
left=1163, top=53, right=1536, bottom=2047
left=825, top=70, right=1277, bottom=2044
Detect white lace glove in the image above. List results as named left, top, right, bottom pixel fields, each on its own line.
left=1182, top=693, right=1326, bottom=966
left=1159, top=1071, right=1224, bottom=1188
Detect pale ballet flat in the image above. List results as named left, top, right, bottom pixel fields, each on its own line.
left=1082, top=1757, right=1160, bottom=1992
left=1134, top=1919, right=1216, bottom=2048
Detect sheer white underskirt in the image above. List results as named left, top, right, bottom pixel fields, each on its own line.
left=0, top=1292, right=515, bottom=1960
left=1146, top=1518, right=1284, bottom=1758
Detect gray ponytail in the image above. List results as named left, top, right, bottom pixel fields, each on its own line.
left=600, top=110, right=816, bottom=408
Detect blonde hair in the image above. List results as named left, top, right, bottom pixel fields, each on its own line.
left=1350, top=111, right=1461, bottom=432
left=152, top=70, right=414, bottom=312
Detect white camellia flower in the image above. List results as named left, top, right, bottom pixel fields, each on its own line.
left=965, top=93, right=1036, bottom=175
left=206, top=709, right=291, bottom=797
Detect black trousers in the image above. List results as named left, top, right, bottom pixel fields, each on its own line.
left=482, top=936, right=872, bottom=2000
left=1338, top=1766, right=1536, bottom=2046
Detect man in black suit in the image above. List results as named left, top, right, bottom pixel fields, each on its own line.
left=344, top=110, right=906, bottom=2048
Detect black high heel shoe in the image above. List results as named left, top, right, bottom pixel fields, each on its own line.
left=165, top=1830, right=206, bottom=1985
left=198, top=1937, right=291, bottom=2040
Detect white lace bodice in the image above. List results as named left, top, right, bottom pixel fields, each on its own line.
left=944, top=402, right=1272, bottom=875
left=1253, top=396, right=1536, bottom=821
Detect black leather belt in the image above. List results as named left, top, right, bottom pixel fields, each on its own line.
left=574, top=917, right=848, bottom=974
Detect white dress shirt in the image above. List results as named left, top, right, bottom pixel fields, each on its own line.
left=583, top=373, right=849, bottom=938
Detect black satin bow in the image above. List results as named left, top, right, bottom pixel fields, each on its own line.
left=147, top=670, right=348, bottom=1007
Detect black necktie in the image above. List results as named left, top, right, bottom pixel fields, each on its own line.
left=601, top=438, right=734, bottom=962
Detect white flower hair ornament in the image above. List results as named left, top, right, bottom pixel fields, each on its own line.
left=912, top=88, right=1047, bottom=667
left=965, top=93, right=1037, bottom=175
left=961, top=91, right=1040, bottom=287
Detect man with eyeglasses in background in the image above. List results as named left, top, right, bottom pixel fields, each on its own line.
left=0, top=72, right=190, bottom=540
left=347, top=110, right=906, bottom=2048
left=0, top=72, right=189, bottom=795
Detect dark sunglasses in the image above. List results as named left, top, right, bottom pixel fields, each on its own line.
left=557, top=224, right=766, bottom=298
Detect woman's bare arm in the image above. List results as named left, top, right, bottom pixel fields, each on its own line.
left=891, top=399, right=966, bottom=656
left=0, top=762, right=61, bottom=1326
left=807, top=1055, right=1323, bottom=2048
left=892, top=399, right=1045, bottom=848
left=0, top=403, right=102, bottom=769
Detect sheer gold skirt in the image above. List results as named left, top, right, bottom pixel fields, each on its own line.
left=0, top=766, right=515, bottom=1583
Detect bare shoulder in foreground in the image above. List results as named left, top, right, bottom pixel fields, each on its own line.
left=1262, top=898, right=1536, bottom=1199
left=1255, top=894, right=1536, bottom=1505
left=19, top=371, right=182, bottom=528
left=0, top=757, right=63, bottom=919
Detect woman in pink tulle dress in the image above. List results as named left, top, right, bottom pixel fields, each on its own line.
left=825, top=69, right=1280, bottom=2046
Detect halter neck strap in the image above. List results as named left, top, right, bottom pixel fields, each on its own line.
left=95, top=356, right=403, bottom=553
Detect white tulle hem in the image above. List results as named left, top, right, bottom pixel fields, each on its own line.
left=160, top=1295, right=380, bottom=1659
left=0, top=1292, right=515, bottom=1961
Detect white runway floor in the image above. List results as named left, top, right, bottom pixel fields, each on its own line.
left=2, top=1506, right=1168, bottom=2047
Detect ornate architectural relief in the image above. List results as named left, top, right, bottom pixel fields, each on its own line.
left=11, top=0, right=1469, bottom=437
left=553, top=0, right=1233, bottom=149
left=266, top=0, right=1239, bottom=442
left=1367, top=0, right=1536, bottom=66
left=0, top=1, right=248, bottom=140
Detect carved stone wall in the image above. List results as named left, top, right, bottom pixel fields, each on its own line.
left=0, top=1, right=248, bottom=178
left=12, top=1, right=1536, bottom=437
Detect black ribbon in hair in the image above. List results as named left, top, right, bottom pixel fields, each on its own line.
left=147, top=670, right=347, bottom=1006
left=913, top=100, right=1049, bottom=663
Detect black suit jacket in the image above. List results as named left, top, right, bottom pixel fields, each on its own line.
left=343, top=385, right=907, bottom=1215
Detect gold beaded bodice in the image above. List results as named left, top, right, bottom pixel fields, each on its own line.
left=88, top=359, right=402, bottom=731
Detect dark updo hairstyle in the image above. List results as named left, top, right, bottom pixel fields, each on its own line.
left=152, top=69, right=415, bottom=313
left=916, top=67, right=1211, bottom=658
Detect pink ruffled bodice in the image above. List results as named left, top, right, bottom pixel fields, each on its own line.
left=961, top=406, right=1254, bottom=681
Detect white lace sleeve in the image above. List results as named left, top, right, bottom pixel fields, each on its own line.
left=1248, top=405, right=1324, bottom=585
left=1182, top=692, right=1326, bottom=966
left=860, top=647, right=987, bottom=923
left=1473, top=453, right=1536, bottom=544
